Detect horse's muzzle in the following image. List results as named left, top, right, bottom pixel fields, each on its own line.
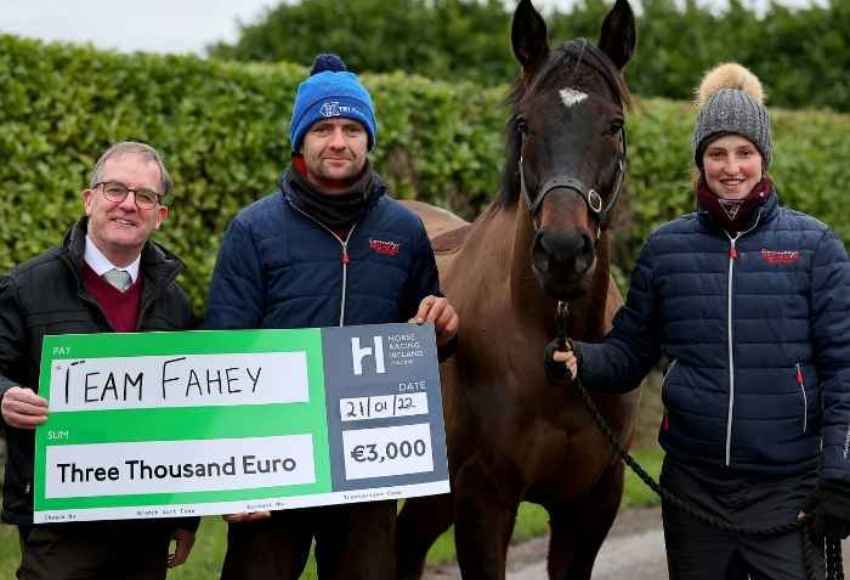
left=532, top=228, right=595, bottom=299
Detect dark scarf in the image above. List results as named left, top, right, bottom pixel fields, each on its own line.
left=282, top=156, right=383, bottom=229
left=696, top=176, right=773, bottom=234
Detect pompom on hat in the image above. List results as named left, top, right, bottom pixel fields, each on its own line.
left=692, top=63, right=772, bottom=168
left=288, top=53, right=377, bottom=153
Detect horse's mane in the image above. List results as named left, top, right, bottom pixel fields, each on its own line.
left=500, top=39, right=631, bottom=207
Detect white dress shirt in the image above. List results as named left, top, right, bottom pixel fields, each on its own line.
left=83, top=236, right=141, bottom=284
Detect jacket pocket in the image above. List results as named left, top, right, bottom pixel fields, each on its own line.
left=795, top=362, right=808, bottom=433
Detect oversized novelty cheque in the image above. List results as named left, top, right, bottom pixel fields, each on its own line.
left=33, top=324, right=449, bottom=523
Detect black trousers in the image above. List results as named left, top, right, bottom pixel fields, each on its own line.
left=16, top=520, right=173, bottom=580
left=661, top=457, right=823, bottom=580
left=220, top=500, right=396, bottom=580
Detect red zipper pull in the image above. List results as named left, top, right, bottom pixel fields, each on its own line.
left=796, top=365, right=804, bottom=385
left=342, top=249, right=351, bottom=265
left=729, top=245, right=738, bottom=259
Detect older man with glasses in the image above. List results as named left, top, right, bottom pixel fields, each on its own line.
left=0, top=141, right=198, bottom=580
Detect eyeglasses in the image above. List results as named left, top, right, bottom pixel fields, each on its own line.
left=95, top=181, right=162, bottom=210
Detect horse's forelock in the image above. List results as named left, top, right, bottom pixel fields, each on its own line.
left=536, top=40, right=630, bottom=108
left=499, top=39, right=630, bottom=207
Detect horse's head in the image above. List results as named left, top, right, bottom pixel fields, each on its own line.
left=505, top=0, right=635, bottom=300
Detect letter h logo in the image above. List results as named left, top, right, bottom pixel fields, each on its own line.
left=351, top=336, right=386, bottom=376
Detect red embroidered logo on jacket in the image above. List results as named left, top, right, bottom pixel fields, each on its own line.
left=761, top=249, right=800, bottom=265
left=369, top=239, right=401, bottom=256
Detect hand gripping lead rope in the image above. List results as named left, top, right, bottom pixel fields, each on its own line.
left=552, top=301, right=842, bottom=580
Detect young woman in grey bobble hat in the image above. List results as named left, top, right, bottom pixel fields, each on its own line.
left=549, top=63, right=850, bottom=579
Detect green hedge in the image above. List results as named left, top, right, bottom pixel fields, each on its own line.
left=0, top=35, right=505, bottom=310
left=2, top=34, right=850, bottom=311
left=210, top=0, right=850, bottom=114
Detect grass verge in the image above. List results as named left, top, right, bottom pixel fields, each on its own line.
left=0, top=446, right=663, bottom=578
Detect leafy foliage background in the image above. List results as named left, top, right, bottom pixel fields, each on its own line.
left=2, top=34, right=849, bottom=312
left=210, top=0, right=850, bottom=113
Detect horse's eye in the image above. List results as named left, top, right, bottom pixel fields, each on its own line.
left=516, top=117, right=530, bottom=135
left=607, top=119, right=624, bottom=135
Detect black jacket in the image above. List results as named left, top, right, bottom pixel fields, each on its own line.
left=0, top=218, right=194, bottom=526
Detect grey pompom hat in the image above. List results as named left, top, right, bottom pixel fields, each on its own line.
left=692, top=64, right=772, bottom=168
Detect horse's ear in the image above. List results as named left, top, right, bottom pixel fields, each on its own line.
left=512, top=0, right=549, bottom=73
left=598, top=0, right=636, bottom=70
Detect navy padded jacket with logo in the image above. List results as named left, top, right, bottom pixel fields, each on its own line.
left=578, top=192, right=850, bottom=481
left=205, top=176, right=440, bottom=332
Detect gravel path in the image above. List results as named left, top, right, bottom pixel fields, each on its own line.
left=424, top=507, right=850, bottom=580
left=423, top=507, right=665, bottom=580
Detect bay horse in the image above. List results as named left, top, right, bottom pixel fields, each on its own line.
left=396, top=1, right=639, bottom=578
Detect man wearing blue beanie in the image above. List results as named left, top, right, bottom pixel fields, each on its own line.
left=206, top=54, right=458, bottom=580
left=288, top=53, right=378, bottom=154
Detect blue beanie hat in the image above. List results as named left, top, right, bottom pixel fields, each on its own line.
left=288, top=53, right=377, bottom=153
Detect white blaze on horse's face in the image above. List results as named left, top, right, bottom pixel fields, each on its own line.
left=559, top=88, right=588, bottom=109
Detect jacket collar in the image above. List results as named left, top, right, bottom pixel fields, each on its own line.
left=279, top=165, right=386, bottom=225
left=698, top=187, right=780, bottom=234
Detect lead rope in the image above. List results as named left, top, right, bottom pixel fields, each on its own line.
left=554, top=300, right=843, bottom=580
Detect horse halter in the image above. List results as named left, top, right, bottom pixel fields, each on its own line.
left=517, top=37, right=628, bottom=234
left=519, top=125, right=627, bottom=232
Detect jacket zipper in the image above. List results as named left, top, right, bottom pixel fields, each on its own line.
left=660, top=359, right=678, bottom=431
left=661, top=359, right=678, bottom=396
left=723, top=211, right=762, bottom=466
left=78, top=293, right=112, bottom=328
left=135, top=268, right=180, bottom=330
left=338, top=228, right=357, bottom=326
left=795, top=362, right=808, bottom=433
left=289, top=204, right=359, bottom=327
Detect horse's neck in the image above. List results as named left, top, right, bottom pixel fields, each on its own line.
left=504, top=202, right=611, bottom=341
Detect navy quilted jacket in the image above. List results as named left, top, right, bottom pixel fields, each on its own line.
left=205, top=174, right=440, bottom=331
left=579, top=192, right=850, bottom=480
